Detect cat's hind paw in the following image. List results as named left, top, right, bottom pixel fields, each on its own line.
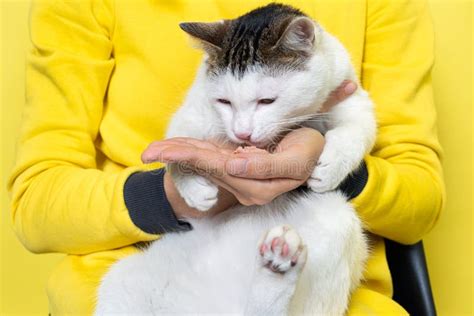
left=259, top=225, right=307, bottom=274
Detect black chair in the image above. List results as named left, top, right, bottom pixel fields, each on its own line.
left=385, top=239, right=437, bottom=316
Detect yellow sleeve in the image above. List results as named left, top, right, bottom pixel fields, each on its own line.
left=8, top=0, right=158, bottom=254
left=353, top=0, right=445, bottom=244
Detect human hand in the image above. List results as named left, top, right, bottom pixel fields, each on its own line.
left=142, top=128, right=324, bottom=206
left=320, top=80, right=357, bottom=112
left=217, top=127, right=326, bottom=205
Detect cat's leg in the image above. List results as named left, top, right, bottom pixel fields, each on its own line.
left=165, top=93, right=220, bottom=211
left=289, top=192, right=368, bottom=316
left=245, top=225, right=307, bottom=316
left=95, top=255, right=156, bottom=316
left=308, top=90, right=376, bottom=192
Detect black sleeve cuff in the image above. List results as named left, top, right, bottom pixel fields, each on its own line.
left=123, top=168, right=192, bottom=235
left=337, top=160, right=369, bottom=200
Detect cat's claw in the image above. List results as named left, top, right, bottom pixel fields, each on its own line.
left=259, top=225, right=307, bottom=274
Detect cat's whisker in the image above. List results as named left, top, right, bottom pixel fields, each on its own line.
left=271, top=114, right=331, bottom=126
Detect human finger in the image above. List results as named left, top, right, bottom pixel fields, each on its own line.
left=320, top=80, right=357, bottom=112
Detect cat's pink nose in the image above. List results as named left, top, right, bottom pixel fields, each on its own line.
left=235, top=132, right=252, bottom=141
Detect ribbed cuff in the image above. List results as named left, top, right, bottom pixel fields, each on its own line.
left=337, top=160, right=369, bottom=200
left=123, top=168, right=192, bottom=235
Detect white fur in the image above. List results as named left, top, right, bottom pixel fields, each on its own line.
left=96, top=23, right=375, bottom=316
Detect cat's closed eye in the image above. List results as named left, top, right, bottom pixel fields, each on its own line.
left=258, top=98, right=276, bottom=105
left=217, top=98, right=232, bottom=105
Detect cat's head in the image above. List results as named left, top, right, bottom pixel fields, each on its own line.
left=181, top=4, right=330, bottom=147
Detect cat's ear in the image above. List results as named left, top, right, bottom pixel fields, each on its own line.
left=274, top=17, right=319, bottom=54
left=180, top=21, right=230, bottom=56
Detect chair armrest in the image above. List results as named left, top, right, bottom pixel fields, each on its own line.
left=385, top=239, right=437, bottom=316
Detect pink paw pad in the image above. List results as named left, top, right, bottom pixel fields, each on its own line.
left=258, top=225, right=307, bottom=274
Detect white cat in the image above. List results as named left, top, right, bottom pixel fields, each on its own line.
left=96, top=4, right=376, bottom=315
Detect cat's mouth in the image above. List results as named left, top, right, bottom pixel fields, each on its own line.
left=244, top=140, right=266, bottom=148
left=230, top=137, right=269, bottom=150
left=231, top=129, right=292, bottom=151
left=249, top=130, right=293, bottom=151
left=240, top=137, right=282, bottom=153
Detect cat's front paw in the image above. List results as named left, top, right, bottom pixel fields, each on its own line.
left=175, top=175, right=219, bottom=212
left=307, top=150, right=350, bottom=193
left=259, top=225, right=307, bottom=274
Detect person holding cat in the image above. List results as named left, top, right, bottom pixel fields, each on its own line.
left=8, top=0, right=444, bottom=315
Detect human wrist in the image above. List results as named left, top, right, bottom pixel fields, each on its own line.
left=123, top=169, right=192, bottom=234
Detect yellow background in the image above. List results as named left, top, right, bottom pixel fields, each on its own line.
left=1, top=0, right=472, bottom=315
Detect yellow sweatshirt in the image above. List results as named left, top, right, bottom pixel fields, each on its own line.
left=8, top=0, right=444, bottom=314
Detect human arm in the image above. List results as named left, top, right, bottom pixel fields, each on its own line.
left=7, top=0, right=179, bottom=254
left=351, top=0, right=445, bottom=244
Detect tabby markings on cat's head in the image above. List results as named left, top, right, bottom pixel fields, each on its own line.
left=180, top=3, right=329, bottom=147
left=180, top=3, right=315, bottom=77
